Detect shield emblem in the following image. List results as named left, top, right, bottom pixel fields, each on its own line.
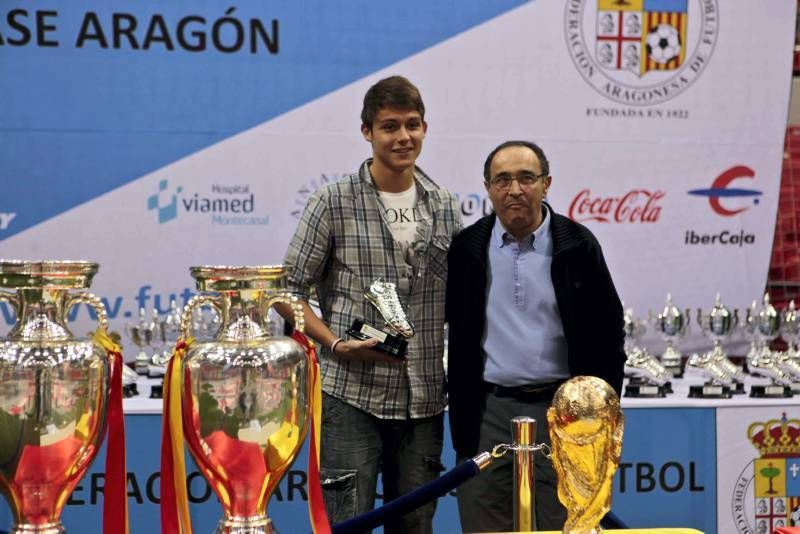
left=596, top=0, right=688, bottom=76
left=754, top=458, right=797, bottom=532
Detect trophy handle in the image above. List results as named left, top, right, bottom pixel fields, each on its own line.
left=264, top=294, right=304, bottom=334
left=67, top=292, right=109, bottom=330
left=180, top=294, right=222, bottom=339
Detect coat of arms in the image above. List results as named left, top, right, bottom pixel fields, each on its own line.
left=747, top=413, right=800, bottom=532
left=596, top=0, right=688, bottom=76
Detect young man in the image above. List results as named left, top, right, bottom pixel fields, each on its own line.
left=283, top=76, right=462, bottom=532
left=446, top=140, right=625, bottom=532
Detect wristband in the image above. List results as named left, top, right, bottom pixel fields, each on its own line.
left=330, top=337, right=344, bottom=354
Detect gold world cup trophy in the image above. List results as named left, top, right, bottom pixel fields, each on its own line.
left=547, top=376, right=624, bottom=534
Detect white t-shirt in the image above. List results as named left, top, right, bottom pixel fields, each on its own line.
left=379, top=185, right=427, bottom=271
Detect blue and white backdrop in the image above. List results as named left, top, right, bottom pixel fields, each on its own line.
left=1, top=0, right=795, bottom=351
left=0, top=1, right=797, bottom=533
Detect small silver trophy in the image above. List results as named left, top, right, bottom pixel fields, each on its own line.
left=742, top=299, right=762, bottom=362
left=782, top=300, right=799, bottom=360
left=623, top=306, right=670, bottom=397
left=125, top=307, right=157, bottom=375
left=623, top=304, right=647, bottom=359
left=147, top=299, right=184, bottom=399
left=696, top=293, right=745, bottom=394
left=686, top=352, right=735, bottom=398
left=347, top=279, right=413, bottom=358
left=774, top=351, right=800, bottom=393
left=624, top=347, right=671, bottom=397
left=748, top=294, right=793, bottom=398
left=151, top=299, right=183, bottom=368
left=652, top=294, right=689, bottom=377
left=749, top=352, right=794, bottom=398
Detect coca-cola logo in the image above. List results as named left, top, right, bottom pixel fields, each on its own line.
left=568, top=189, right=665, bottom=223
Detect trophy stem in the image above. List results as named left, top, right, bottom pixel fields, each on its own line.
left=660, top=343, right=683, bottom=377
left=216, top=514, right=273, bottom=534
left=11, top=521, right=65, bottom=534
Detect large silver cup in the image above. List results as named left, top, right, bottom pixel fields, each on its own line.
left=0, top=260, right=111, bottom=533
left=177, top=265, right=312, bottom=534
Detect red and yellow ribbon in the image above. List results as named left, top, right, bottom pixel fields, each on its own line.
left=92, top=329, right=130, bottom=534
left=290, top=331, right=331, bottom=534
left=160, top=337, right=194, bottom=534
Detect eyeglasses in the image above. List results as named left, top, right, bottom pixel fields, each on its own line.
left=488, top=172, right=546, bottom=190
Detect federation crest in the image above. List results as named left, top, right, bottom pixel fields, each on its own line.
left=565, top=0, right=718, bottom=105
left=732, top=413, right=800, bottom=533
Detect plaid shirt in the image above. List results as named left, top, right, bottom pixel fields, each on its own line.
left=284, top=160, right=462, bottom=419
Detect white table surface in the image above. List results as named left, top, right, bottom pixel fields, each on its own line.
left=122, top=367, right=800, bottom=415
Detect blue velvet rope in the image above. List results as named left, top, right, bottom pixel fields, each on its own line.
left=331, top=459, right=481, bottom=534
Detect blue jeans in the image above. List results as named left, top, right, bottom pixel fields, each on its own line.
left=319, top=393, right=445, bottom=533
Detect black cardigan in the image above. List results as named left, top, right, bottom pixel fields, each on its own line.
left=445, top=204, right=626, bottom=457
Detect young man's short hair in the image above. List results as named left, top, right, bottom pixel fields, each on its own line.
left=361, top=76, right=425, bottom=129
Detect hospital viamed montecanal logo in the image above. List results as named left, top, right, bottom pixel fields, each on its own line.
left=732, top=413, right=800, bottom=533
left=565, top=0, right=718, bottom=105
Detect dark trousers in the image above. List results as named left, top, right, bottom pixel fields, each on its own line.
left=319, top=393, right=445, bottom=533
left=456, top=392, right=567, bottom=533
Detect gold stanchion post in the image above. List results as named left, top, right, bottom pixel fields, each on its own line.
left=512, top=416, right=537, bottom=531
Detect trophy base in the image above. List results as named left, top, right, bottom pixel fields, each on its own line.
left=792, top=383, right=800, bottom=394
left=12, top=521, right=64, bottom=534
left=150, top=383, right=164, bottom=399
left=215, top=515, right=273, bottom=534
left=347, top=319, right=407, bottom=358
left=749, top=384, right=793, bottom=398
left=732, top=381, right=746, bottom=395
left=688, top=384, right=732, bottom=399
left=134, top=360, right=150, bottom=375
left=624, top=382, right=667, bottom=398
left=122, top=383, right=139, bottom=398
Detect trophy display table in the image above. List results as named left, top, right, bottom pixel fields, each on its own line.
left=621, top=367, right=800, bottom=407
left=0, top=374, right=797, bottom=534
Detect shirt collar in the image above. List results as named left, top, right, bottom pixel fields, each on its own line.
left=492, top=206, right=551, bottom=250
left=358, top=159, right=433, bottom=198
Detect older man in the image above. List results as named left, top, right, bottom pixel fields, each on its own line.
left=446, top=140, right=625, bottom=532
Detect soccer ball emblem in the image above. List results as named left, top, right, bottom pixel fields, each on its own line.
left=645, top=24, right=681, bottom=64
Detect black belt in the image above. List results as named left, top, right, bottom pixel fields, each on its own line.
left=483, top=380, right=565, bottom=402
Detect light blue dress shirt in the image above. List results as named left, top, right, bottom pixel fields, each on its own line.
left=482, top=209, right=570, bottom=386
